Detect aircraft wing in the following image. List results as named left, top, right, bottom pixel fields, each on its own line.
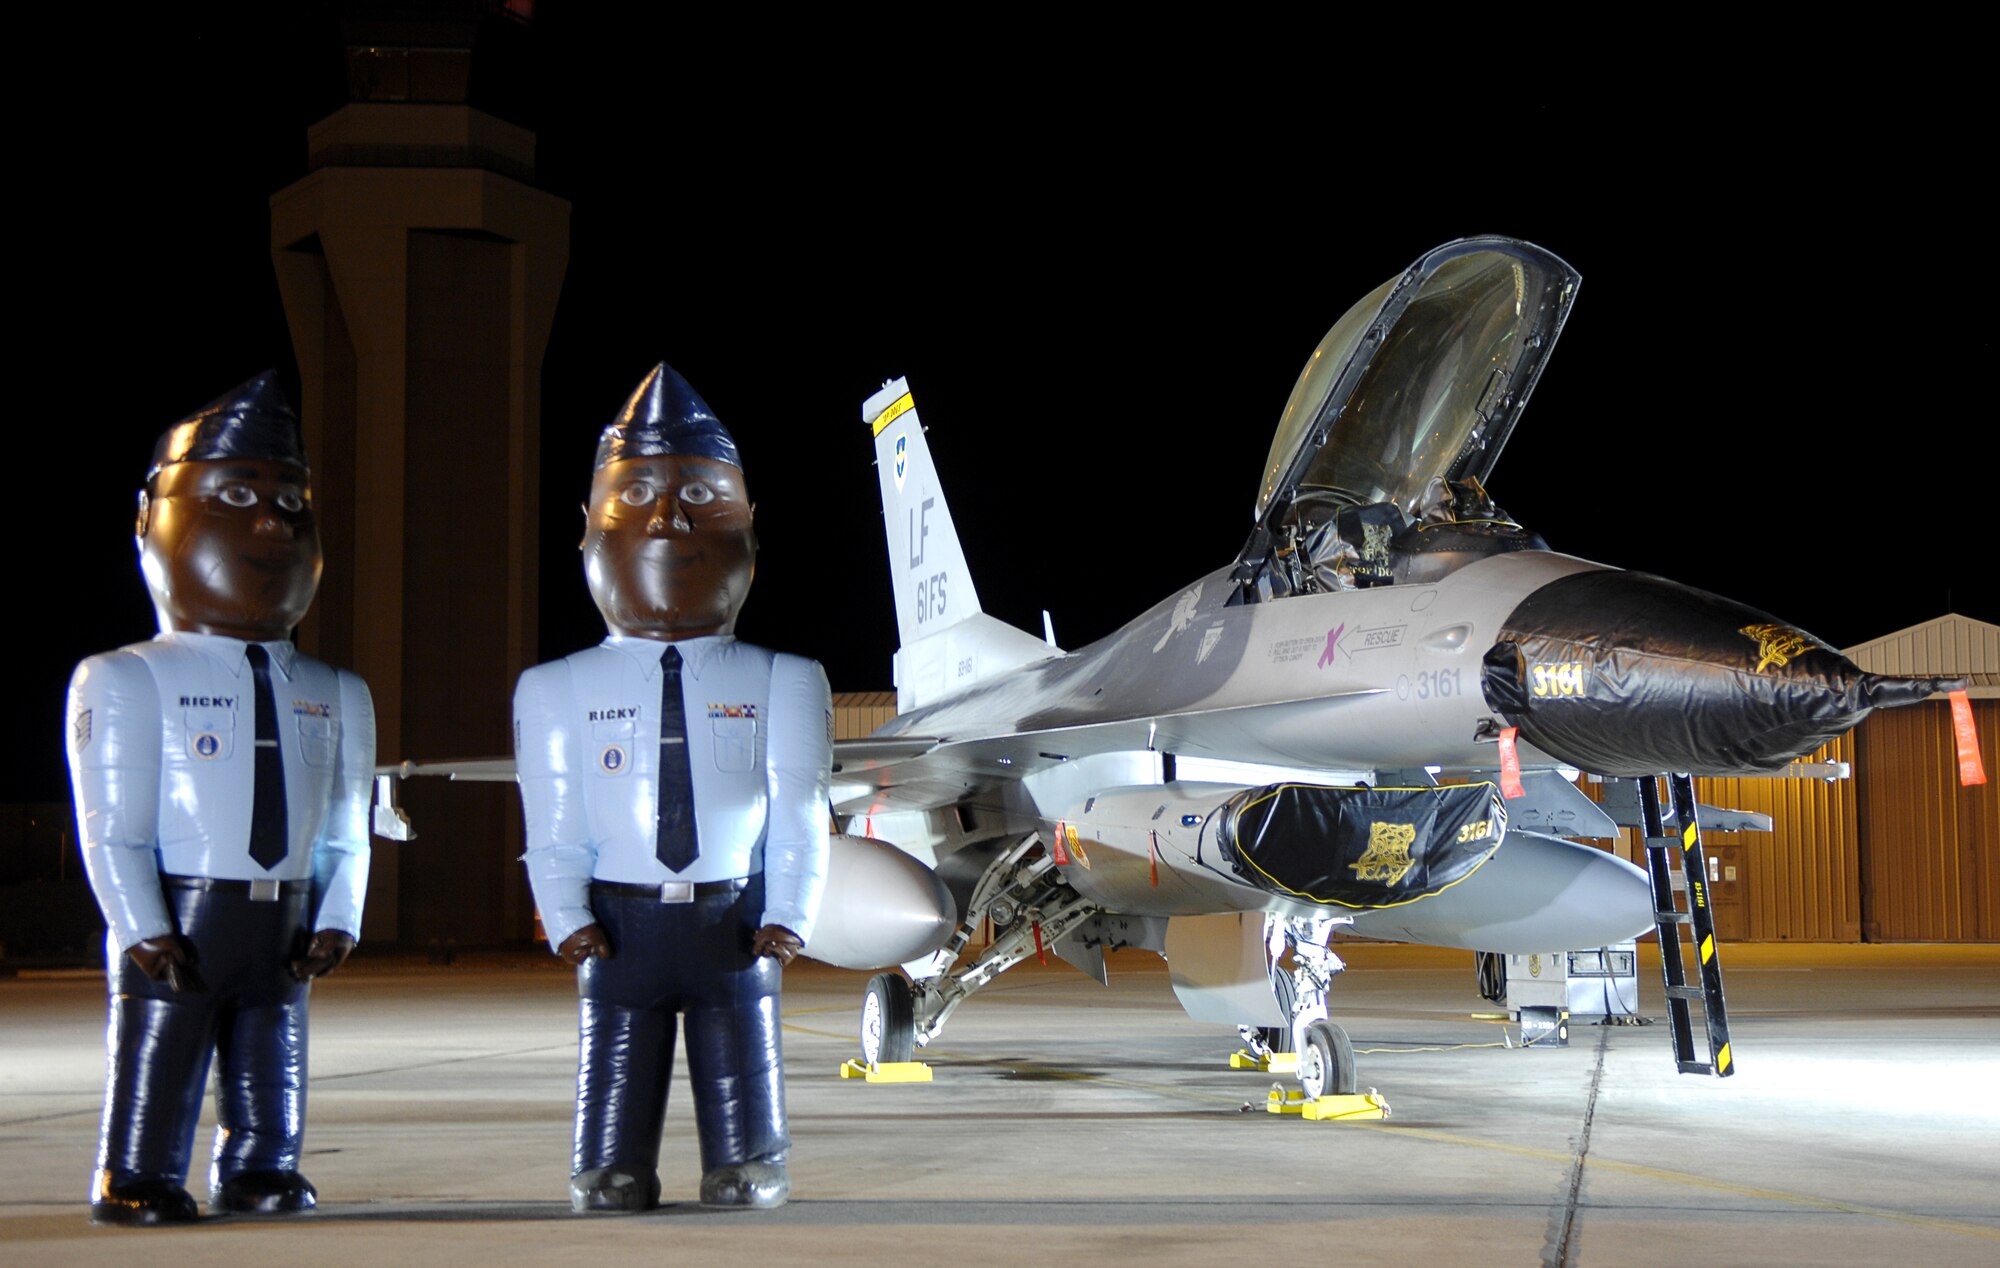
left=829, top=687, right=1386, bottom=815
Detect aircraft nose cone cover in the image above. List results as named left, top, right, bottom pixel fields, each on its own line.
left=1482, top=571, right=1957, bottom=776
left=149, top=369, right=307, bottom=481
left=595, top=362, right=743, bottom=472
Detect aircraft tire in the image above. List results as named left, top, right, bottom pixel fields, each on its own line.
left=861, top=973, right=916, bottom=1066
left=1298, top=1020, right=1357, bottom=1099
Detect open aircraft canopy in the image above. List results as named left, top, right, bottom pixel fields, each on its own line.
left=1254, top=238, right=1581, bottom=526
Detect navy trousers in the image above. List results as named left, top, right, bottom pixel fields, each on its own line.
left=96, top=884, right=311, bottom=1199
left=574, top=876, right=787, bottom=1177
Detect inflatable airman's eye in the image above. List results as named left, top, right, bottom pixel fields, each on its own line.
left=619, top=482, right=657, bottom=507
left=680, top=482, right=715, bottom=506
left=220, top=484, right=257, bottom=508
left=275, top=490, right=306, bottom=513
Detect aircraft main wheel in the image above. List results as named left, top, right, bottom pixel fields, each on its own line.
left=1297, top=1020, right=1357, bottom=1099
left=861, top=973, right=916, bottom=1066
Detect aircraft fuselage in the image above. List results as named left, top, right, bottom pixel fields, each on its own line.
left=873, top=548, right=1601, bottom=775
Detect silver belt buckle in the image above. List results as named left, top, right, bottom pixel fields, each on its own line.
left=659, top=881, right=694, bottom=904
left=249, top=879, right=280, bottom=903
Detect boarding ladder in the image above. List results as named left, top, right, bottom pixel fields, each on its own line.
left=1638, top=773, right=1734, bottom=1076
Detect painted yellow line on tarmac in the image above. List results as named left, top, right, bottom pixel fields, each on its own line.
left=1581, top=1152, right=2000, bottom=1241
left=789, top=1018, right=1998, bottom=1240
left=1338, top=1123, right=1996, bottom=1238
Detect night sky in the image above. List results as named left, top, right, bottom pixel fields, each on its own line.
left=8, top=10, right=1992, bottom=802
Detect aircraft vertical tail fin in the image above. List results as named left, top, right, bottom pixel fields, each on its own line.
left=868, top=378, right=981, bottom=644
left=866, top=378, right=1059, bottom=712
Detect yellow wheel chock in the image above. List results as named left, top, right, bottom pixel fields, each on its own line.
left=839, top=1059, right=934, bottom=1083
left=1229, top=1049, right=1299, bottom=1073
left=1265, top=1085, right=1390, bottom=1121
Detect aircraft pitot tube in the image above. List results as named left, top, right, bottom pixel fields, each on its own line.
left=1482, top=570, right=1960, bottom=778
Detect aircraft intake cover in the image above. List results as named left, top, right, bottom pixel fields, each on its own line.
left=1217, top=783, right=1506, bottom=909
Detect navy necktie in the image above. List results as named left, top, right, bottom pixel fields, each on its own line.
left=656, top=646, right=699, bottom=871
left=245, top=644, right=289, bottom=871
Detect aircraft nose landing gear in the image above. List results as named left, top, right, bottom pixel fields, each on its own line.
left=1296, top=1019, right=1358, bottom=1099
left=1233, top=915, right=1376, bottom=1117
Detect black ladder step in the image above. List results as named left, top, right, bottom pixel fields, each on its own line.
left=1663, top=985, right=1707, bottom=1001
left=1655, top=911, right=1690, bottom=924
left=1676, top=1060, right=1715, bottom=1075
left=1643, top=836, right=1683, bottom=850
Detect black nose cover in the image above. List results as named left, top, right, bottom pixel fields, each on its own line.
left=1482, top=571, right=1953, bottom=777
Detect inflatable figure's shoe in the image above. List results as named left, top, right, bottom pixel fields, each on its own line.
left=699, top=1160, right=789, bottom=1210
left=90, top=1177, right=200, bottom=1226
left=570, top=1165, right=660, bottom=1214
left=213, top=1169, right=317, bottom=1215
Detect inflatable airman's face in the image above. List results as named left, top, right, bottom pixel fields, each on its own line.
left=584, top=454, right=756, bottom=640
left=138, top=458, right=323, bottom=640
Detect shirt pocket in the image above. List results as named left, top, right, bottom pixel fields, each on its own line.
left=297, top=715, right=339, bottom=767
left=592, top=718, right=636, bottom=777
left=183, top=710, right=235, bottom=762
left=711, top=717, right=758, bottom=773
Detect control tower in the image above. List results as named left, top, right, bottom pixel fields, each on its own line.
left=270, top=6, right=568, bottom=946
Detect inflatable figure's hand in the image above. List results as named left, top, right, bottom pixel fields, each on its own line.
left=750, top=924, right=803, bottom=966
left=559, top=923, right=612, bottom=965
left=291, top=930, right=357, bottom=981
left=128, top=935, right=203, bottom=994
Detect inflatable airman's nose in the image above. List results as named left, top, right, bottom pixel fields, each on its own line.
left=148, top=370, right=307, bottom=482
left=594, top=362, right=743, bottom=472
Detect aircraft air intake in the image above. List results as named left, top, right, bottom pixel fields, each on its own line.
left=1215, top=783, right=1507, bottom=909
left=1482, top=571, right=1959, bottom=777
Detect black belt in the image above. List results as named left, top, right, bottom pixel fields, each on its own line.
left=160, top=874, right=311, bottom=902
left=591, top=877, right=752, bottom=904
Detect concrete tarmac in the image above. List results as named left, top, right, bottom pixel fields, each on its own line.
left=3, top=943, right=1996, bottom=1265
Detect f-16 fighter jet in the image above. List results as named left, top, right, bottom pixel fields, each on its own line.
left=826, top=237, right=1960, bottom=1094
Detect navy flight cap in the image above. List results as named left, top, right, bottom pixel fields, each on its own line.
left=594, top=362, right=743, bottom=473
left=149, top=370, right=309, bottom=483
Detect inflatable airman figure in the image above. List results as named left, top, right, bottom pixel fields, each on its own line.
left=516, top=363, right=831, bottom=1212
left=65, top=372, right=375, bottom=1225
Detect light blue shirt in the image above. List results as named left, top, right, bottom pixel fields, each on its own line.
left=514, top=634, right=832, bottom=950
left=65, top=633, right=375, bottom=951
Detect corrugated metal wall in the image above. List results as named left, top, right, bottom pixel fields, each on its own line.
left=1845, top=616, right=1999, bottom=685
left=1694, top=735, right=1861, bottom=942
left=1856, top=698, right=1999, bottom=941
left=833, top=691, right=899, bottom=741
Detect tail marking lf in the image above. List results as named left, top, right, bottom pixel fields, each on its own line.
left=864, top=377, right=1061, bottom=712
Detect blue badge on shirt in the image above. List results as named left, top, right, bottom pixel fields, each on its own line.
left=599, top=744, right=628, bottom=775
left=194, top=732, right=222, bottom=759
